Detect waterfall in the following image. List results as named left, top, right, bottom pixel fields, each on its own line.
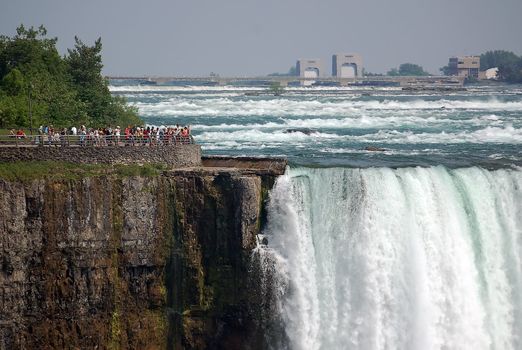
left=261, top=166, right=522, bottom=350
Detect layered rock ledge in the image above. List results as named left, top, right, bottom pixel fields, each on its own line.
left=0, top=157, right=287, bottom=349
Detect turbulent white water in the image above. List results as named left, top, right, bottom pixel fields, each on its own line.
left=111, top=83, right=522, bottom=166
left=109, top=82, right=522, bottom=346
left=261, top=166, right=522, bottom=350
left=134, top=97, right=522, bottom=118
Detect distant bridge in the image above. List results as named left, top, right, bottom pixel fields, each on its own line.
left=107, top=75, right=465, bottom=87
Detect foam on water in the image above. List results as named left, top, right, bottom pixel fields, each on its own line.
left=189, top=113, right=512, bottom=131
left=133, top=97, right=522, bottom=118
left=109, top=85, right=401, bottom=93
left=109, top=85, right=266, bottom=92
left=111, top=83, right=522, bottom=166
left=196, top=124, right=521, bottom=145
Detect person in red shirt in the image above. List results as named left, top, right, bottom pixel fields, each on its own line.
left=124, top=126, right=131, bottom=145
left=16, top=129, right=26, bottom=139
left=143, top=127, right=150, bottom=146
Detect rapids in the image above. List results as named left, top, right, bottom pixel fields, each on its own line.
left=110, top=82, right=522, bottom=349
left=111, top=83, right=522, bottom=168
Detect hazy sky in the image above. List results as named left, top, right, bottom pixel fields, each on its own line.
left=2, top=0, right=522, bottom=76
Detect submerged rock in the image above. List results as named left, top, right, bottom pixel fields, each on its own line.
left=364, top=146, right=386, bottom=152
left=284, top=128, right=316, bottom=135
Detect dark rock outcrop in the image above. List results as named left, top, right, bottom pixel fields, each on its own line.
left=364, top=146, right=386, bottom=152
left=0, top=161, right=285, bottom=349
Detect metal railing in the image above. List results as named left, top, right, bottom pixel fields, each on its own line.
left=0, top=134, right=195, bottom=147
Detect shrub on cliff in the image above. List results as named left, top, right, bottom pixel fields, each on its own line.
left=0, top=25, right=142, bottom=129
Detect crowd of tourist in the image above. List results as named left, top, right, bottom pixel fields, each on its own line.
left=7, top=124, right=194, bottom=146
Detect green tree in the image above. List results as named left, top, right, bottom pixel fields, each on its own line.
left=66, top=37, right=141, bottom=127
left=0, top=93, right=27, bottom=127
left=387, top=68, right=399, bottom=76
left=0, top=24, right=141, bottom=128
left=0, top=25, right=60, bottom=79
left=1, top=68, right=25, bottom=95
left=480, top=50, right=522, bottom=83
left=0, top=25, right=78, bottom=128
left=388, top=63, right=430, bottom=76
left=268, top=65, right=298, bottom=77
left=439, top=65, right=452, bottom=76
left=480, top=50, right=519, bottom=70
left=389, top=63, right=430, bottom=76
left=0, top=70, right=30, bottom=128
left=65, top=37, right=112, bottom=125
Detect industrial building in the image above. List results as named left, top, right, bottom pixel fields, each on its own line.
left=448, top=56, right=480, bottom=79
left=332, top=53, right=363, bottom=78
left=296, top=59, right=323, bottom=78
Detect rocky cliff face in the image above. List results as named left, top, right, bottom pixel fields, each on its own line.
left=0, top=165, right=282, bottom=349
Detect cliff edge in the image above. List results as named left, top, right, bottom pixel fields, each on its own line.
left=0, top=158, right=286, bottom=349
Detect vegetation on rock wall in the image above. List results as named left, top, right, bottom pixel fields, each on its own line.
left=0, top=25, right=142, bottom=129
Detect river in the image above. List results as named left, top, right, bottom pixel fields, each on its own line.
left=111, top=82, right=522, bottom=350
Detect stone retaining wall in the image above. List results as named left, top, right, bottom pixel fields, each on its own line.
left=202, top=156, right=287, bottom=175
left=0, top=145, right=202, bottom=167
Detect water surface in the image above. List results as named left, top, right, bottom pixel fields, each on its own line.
left=111, top=83, right=522, bottom=168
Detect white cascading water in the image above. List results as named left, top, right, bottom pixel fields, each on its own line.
left=260, top=166, right=522, bottom=350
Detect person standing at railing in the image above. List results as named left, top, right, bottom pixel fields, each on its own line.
left=124, top=125, right=131, bottom=145
left=104, top=128, right=110, bottom=146
left=158, top=127, right=163, bottom=144
left=79, top=125, right=86, bottom=146
left=165, top=128, right=172, bottom=144
left=180, top=126, right=190, bottom=144
left=101, top=128, right=106, bottom=146
left=137, top=126, right=143, bottom=145
left=172, top=126, right=179, bottom=144
left=15, top=129, right=26, bottom=139
left=149, top=127, right=155, bottom=146
left=60, top=128, right=67, bottom=147
left=35, top=125, right=42, bottom=145
left=144, top=127, right=150, bottom=146
left=70, top=125, right=77, bottom=146
left=47, top=126, right=54, bottom=146
left=152, top=127, right=158, bottom=146
left=115, top=126, right=121, bottom=145
left=52, top=129, right=60, bottom=146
